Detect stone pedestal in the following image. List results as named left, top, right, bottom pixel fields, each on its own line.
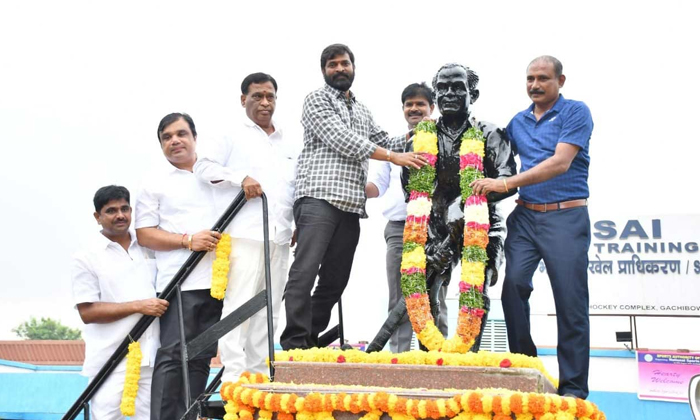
left=218, top=362, right=605, bottom=420
left=272, top=361, right=557, bottom=394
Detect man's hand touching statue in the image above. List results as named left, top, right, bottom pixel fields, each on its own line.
left=470, top=178, right=510, bottom=196
left=390, top=152, right=428, bottom=170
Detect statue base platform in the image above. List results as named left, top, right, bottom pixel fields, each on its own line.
left=216, top=352, right=606, bottom=420
left=273, top=361, right=557, bottom=394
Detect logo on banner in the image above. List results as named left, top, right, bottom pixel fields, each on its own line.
left=637, top=350, right=700, bottom=403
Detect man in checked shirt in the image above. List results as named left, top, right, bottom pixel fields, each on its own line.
left=280, top=44, right=427, bottom=350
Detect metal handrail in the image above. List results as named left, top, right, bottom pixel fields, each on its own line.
left=183, top=194, right=277, bottom=420
left=178, top=193, right=276, bottom=419
left=61, top=191, right=246, bottom=420
left=261, top=194, right=275, bottom=379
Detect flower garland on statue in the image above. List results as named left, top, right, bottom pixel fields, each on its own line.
left=219, top=372, right=606, bottom=420
left=120, top=341, right=142, bottom=416
left=401, top=121, right=488, bottom=353
left=211, top=233, right=232, bottom=300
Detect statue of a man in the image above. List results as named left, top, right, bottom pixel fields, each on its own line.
left=368, top=63, right=517, bottom=352
left=409, top=63, right=517, bottom=350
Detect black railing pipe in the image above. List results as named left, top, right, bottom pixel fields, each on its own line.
left=261, top=194, right=276, bottom=380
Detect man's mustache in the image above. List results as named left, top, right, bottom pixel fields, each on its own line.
left=529, top=89, right=545, bottom=95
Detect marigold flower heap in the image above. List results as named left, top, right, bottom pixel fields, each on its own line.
left=221, top=372, right=605, bottom=420
left=211, top=233, right=232, bottom=300
left=120, top=341, right=142, bottom=416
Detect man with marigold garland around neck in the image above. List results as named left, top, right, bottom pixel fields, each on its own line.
left=194, top=72, right=297, bottom=383
left=400, top=63, right=517, bottom=351
left=471, top=55, right=594, bottom=399
left=280, top=43, right=427, bottom=350
left=135, top=113, right=223, bottom=420
left=71, top=185, right=167, bottom=419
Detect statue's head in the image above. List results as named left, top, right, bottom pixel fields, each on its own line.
left=432, top=63, right=480, bottom=117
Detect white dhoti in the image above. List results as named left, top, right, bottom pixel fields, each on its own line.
left=89, top=362, right=153, bottom=420
left=219, top=237, right=289, bottom=383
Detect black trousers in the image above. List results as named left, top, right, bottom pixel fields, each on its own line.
left=280, top=198, right=361, bottom=350
left=150, top=289, right=223, bottom=420
left=502, top=205, right=591, bottom=399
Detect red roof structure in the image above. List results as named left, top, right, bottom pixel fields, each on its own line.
left=0, top=340, right=85, bottom=365
left=0, top=340, right=222, bottom=366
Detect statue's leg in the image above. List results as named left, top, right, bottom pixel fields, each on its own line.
left=429, top=272, right=448, bottom=332
left=412, top=270, right=448, bottom=351
left=366, top=299, right=408, bottom=353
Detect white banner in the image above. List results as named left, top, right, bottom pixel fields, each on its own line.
left=528, top=214, right=700, bottom=316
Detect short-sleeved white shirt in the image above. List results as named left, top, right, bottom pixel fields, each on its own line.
left=367, top=160, right=408, bottom=222
left=135, top=165, right=218, bottom=292
left=71, top=231, right=160, bottom=377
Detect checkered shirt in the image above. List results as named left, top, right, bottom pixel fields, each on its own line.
left=295, top=84, right=405, bottom=215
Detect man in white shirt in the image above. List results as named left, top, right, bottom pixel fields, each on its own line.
left=72, top=185, right=168, bottom=420
left=135, top=113, right=223, bottom=420
left=365, top=83, right=448, bottom=352
left=194, top=72, right=296, bottom=383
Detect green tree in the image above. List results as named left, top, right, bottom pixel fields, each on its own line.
left=12, top=317, right=82, bottom=340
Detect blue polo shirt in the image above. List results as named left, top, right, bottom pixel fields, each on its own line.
left=507, top=95, right=593, bottom=203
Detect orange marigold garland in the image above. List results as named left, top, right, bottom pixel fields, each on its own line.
left=402, top=123, right=490, bottom=353
left=456, top=127, right=489, bottom=349
left=221, top=373, right=605, bottom=420
left=401, top=121, right=437, bottom=346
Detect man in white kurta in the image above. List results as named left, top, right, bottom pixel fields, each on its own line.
left=195, top=72, right=296, bottom=383
left=135, top=113, right=223, bottom=420
left=72, top=185, right=167, bottom=420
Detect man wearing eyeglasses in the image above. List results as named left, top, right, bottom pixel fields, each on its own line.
left=194, top=72, right=297, bottom=383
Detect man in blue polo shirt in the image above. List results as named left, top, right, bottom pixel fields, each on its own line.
left=470, top=55, right=593, bottom=399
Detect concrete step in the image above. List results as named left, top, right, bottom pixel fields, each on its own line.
left=272, top=361, right=557, bottom=394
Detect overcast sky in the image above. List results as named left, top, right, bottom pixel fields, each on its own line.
left=1, top=1, right=698, bottom=345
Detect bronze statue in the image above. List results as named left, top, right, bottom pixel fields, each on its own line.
left=367, top=63, right=516, bottom=352
left=421, top=63, right=517, bottom=350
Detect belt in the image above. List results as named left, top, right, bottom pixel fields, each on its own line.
left=516, top=199, right=587, bottom=212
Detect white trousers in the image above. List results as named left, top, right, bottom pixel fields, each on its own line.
left=219, top=238, right=289, bottom=383
left=90, top=363, right=153, bottom=420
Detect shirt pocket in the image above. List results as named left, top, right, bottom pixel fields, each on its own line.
left=282, top=156, right=297, bottom=185
left=352, top=112, right=370, bottom=134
